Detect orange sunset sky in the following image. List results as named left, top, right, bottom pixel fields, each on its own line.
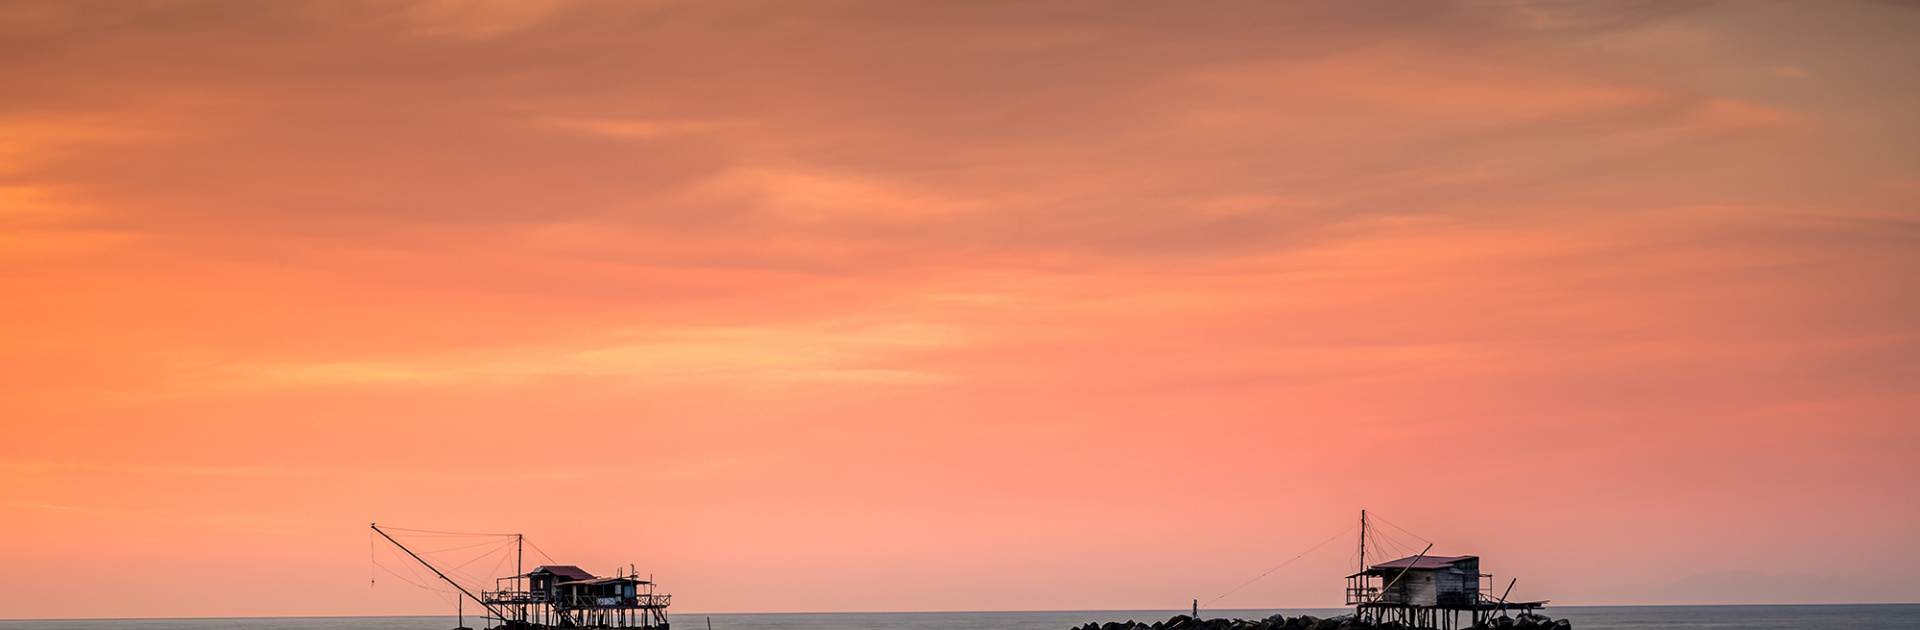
left=3, top=0, right=1918, bottom=620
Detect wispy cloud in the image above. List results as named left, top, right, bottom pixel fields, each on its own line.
left=2, top=0, right=1917, bottom=618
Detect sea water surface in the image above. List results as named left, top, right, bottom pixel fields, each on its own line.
left=4, top=605, right=1918, bottom=630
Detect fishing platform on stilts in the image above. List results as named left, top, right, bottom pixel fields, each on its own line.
left=1345, top=511, right=1553, bottom=630
left=372, top=524, right=671, bottom=630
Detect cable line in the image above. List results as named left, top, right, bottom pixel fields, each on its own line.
left=525, top=538, right=560, bottom=566
left=378, top=526, right=520, bottom=537
left=1369, top=513, right=1430, bottom=545
left=1202, top=524, right=1354, bottom=610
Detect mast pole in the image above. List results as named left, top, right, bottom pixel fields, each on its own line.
left=518, top=533, right=525, bottom=626
left=1359, top=510, right=1368, bottom=572
left=1496, top=578, right=1517, bottom=616
left=369, top=524, right=503, bottom=619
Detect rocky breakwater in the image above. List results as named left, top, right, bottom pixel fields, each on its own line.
left=1070, top=613, right=1571, bottom=630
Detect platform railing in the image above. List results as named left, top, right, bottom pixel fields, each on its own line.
left=551, top=593, right=672, bottom=609
left=1345, top=586, right=1380, bottom=605
left=482, top=589, right=552, bottom=605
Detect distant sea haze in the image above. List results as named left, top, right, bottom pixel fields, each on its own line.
left=5, top=606, right=1919, bottom=630
left=1600, top=570, right=1869, bottom=605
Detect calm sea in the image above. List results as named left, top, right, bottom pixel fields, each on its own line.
left=4, top=606, right=1918, bottom=630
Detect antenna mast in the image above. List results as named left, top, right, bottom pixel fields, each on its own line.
left=1359, top=509, right=1368, bottom=572
left=517, top=533, right=526, bottom=625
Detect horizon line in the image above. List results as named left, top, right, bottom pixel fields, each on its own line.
left=8, top=603, right=1920, bottom=622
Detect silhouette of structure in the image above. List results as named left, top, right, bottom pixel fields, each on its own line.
left=373, top=524, right=670, bottom=630
left=1344, top=511, right=1546, bottom=630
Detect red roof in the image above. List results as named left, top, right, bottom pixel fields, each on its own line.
left=1370, top=555, right=1476, bottom=571
left=529, top=565, right=596, bottom=581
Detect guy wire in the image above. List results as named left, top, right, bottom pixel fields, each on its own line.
left=1202, top=524, right=1355, bottom=610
